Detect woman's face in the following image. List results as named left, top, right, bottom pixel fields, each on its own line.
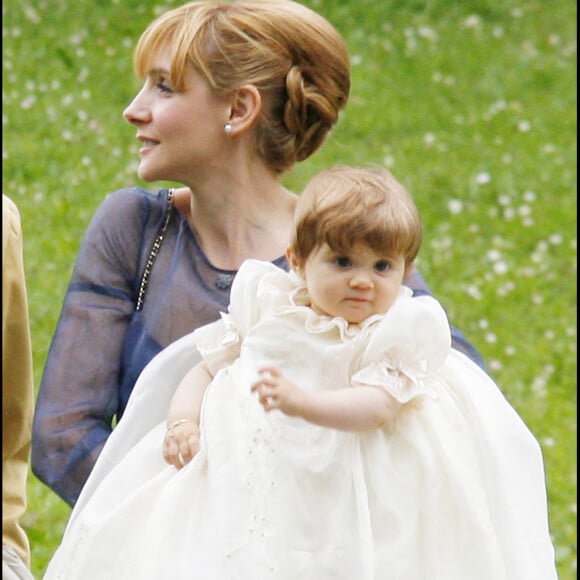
left=123, top=48, right=232, bottom=184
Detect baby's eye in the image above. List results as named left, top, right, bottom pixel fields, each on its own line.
left=374, top=260, right=391, bottom=273
left=335, top=256, right=352, bottom=268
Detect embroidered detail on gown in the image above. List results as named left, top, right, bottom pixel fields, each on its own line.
left=44, top=260, right=558, bottom=580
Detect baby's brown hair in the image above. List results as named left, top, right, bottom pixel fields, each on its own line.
left=289, top=165, right=422, bottom=275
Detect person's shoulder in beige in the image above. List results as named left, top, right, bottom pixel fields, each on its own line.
left=2, top=194, right=36, bottom=580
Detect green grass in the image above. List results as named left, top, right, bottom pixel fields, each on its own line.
left=3, top=0, right=576, bottom=577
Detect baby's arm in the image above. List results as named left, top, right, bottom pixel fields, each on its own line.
left=251, top=367, right=401, bottom=431
left=163, top=361, right=213, bottom=469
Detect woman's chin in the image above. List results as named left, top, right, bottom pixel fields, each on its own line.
left=137, top=167, right=162, bottom=183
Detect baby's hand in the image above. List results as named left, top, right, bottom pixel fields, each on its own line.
left=163, top=419, right=201, bottom=469
left=251, top=367, right=305, bottom=416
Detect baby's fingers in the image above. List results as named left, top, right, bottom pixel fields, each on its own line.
left=179, top=432, right=201, bottom=465
left=162, top=435, right=182, bottom=468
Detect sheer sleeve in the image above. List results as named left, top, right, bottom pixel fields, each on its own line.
left=31, top=188, right=162, bottom=506
left=352, top=294, right=451, bottom=404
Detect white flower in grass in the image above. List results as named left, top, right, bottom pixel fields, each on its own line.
left=489, top=360, right=502, bottom=371
left=418, top=26, right=437, bottom=41
left=447, top=199, right=463, bottom=214
left=462, top=15, right=482, bottom=29
left=503, top=207, right=516, bottom=220
left=475, top=172, right=491, bottom=185
left=24, top=5, right=41, bottom=23
left=20, top=96, right=36, bottom=110
left=485, top=332, right=497, bottom=344
left=383, top=155, right=395, bottom=168
left=517, top=120, right=532, bottom=132
left=523, top=190, right=537, bottom=202
left=497, top=280, right=514, bottom=294
left=478, top=319, right=489, bottom=329
left=466, top=284, right=482, bottom=300
left=531, top=376, right=547, bottom=395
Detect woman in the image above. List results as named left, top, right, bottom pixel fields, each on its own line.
left=32, top=0, right=485, bottom=508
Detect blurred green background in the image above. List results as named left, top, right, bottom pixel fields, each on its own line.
left=2, top=0, right=576, bottom=578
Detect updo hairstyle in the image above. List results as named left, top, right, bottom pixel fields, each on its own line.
left=133, top=0, right=351, bottom=173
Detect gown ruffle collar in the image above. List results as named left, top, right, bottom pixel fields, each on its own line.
left=255, top=267, right=414, bottom=342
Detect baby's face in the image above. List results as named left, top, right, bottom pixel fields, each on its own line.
left=296, top=242, right=406, bottom=324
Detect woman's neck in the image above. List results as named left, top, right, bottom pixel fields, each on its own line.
left=174, top=174, right=297, bottom=271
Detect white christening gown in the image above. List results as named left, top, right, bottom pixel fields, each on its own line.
left=44, top=260, right=558, bottom=580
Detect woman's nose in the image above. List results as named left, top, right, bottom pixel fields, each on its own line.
left=123, top=89, right=151, bottom=125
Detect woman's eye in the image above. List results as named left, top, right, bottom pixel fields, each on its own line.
left=335, top=256, right=352, bottom=268
left=156, top=81, right=173, bottom=93
left=375, top=260, right=391, bottom=273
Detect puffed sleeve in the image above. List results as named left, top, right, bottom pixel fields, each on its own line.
left=191, top=313, right=241, bottom=376
left=192, top=259, right=288, bottom=375
left=352, top=294, right=451, bottom=403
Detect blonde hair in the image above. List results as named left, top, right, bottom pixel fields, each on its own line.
left=133, top=0, right=350, bottom=173
left=290, top=166, right=422, bottom=274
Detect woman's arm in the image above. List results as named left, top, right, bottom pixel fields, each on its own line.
left=31, top=189, right=156, bottom=506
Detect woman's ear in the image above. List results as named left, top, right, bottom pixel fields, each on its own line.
left=227, top=85, right=261, bottom=134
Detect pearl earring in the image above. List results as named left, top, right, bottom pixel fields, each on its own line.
left=224, top=123, right=233, bottom=134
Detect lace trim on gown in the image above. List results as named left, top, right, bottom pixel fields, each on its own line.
left=351, top=358, right=435, bottom=403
